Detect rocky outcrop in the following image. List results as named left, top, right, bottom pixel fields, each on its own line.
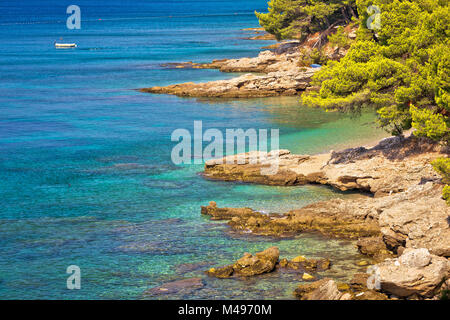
left=159, top=47, right=303, bottom=74
left=377, top=185, right=450, bottom=257
left=278, top=256, right=331, bottom=276
left=356, top=236, right=394, bottom=262
left=202, top=182, right=448, bottom=255
left=201, top=198, right=381, bottom=239
left=202, top=135, right=449, bottom=257
left=294, top=279, right=348, bottom=300
left=367, top=248, right=450, bottom=298
left=141, top=36, right=323, bottom=98
left=204, top=135, right=444, bottom=196
left=140, top=69, right=316, bottom=98
left=206, top=247, right=279, bottom=278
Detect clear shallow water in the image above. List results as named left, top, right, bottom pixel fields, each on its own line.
left=0, top=0, right=387, bottom=299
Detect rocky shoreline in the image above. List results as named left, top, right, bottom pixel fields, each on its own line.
left=200, top=135, right=449, bottom=300
left=140, top=28, right=348, bottom=98
left=139, top=25, right=449, bottom=300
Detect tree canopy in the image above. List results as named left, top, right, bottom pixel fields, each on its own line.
left=300, top=0, right=449, bottom=142
left=255, top=0, right=357, bottom=40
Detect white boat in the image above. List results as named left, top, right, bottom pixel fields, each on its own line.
left=55, top=43, right=77, bottom=48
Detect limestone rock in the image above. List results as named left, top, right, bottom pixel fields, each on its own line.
left=398, top=248, right=432, bottom=268
left=232, top=247, right=279, bottom=276
left=369, top=249, right=450, bottom=298
left=278, top=256, right=331, bottom=273
left=140, top=69, right=317, bottom=98
left=294, top=278, right=343, bottom=300
left=206, top=247, right=279, bottom=278
left=203, top=135, right=443, bottom=195
left=302, top=273, right=315, bottom=281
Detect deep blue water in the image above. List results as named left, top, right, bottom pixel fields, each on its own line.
left=0, top=0, right=387, bottom=299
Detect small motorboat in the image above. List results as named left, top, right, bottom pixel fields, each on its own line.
left=55, top=43, right=77, bottom=48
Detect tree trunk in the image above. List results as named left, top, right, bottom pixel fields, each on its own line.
left=341, top=7, right=350, bottom=23
left=347, top=6, right=357, bottom=18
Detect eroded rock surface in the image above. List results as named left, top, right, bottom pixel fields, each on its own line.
left=367, top=248, right=450, bottom=298
left=294, top=278, right=346, bottom=300
left=204, top=135, right=444, bottom=196
left=278, top=256, right=331, bottom=273
left=206, top=247, right=279, bottom=278
left=141, top=69, right=316, bottom=98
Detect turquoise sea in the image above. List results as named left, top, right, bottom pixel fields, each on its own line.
left=0, top=0, right=388, bottom=299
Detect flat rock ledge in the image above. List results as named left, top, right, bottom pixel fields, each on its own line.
left=204, top=135, right=444, bottom=196
left=140, top=69, right=316, bottom=98
left=201, top=200, right=381, bottom=240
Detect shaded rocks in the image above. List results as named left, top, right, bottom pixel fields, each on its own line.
left=278, top=256, right=331, bottom=273
left=378, top=183, right=450, bottom=257
left=144, top=278, right=204, bottom=296
left=357, top=236, right=394, bottom=262
left=347, top=273, right=389, bottom=300
left=200, top=201, right=259, bottom=220
left=368, top=248, right=450, bottom=298
left=294, top=279, right=346, bottom=300
left=206, top=247, right=279, bottom=278
left=294, top=274, right=390, bottom=300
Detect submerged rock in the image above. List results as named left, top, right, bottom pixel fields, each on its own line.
left=357, top=236, right=393, bottom=262
left=278, top=256, right=331, bottom=273
left=144, top=278, right=204, bottom=296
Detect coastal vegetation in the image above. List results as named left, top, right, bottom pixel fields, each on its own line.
left=257, top=0, right=449, bottom=144
left=257, top=0, right=449, bottom=202
left=255, top=0, right=357, bottom=41
left=432, top=157, right=450, bottom=204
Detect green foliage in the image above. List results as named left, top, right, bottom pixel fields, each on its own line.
left=443, top=185, right=450, bottom=205
left=441, top=289, right=450, bottom=300
left=298, top=48, right=328, bottom=66
left=432, top=157, right=450, bottom=205
left=327, top=26, right=351, bottom=48
left=410, top=105, right=449, bottom=141
left=255, top=0, right=357, bottom=40
left=432, top=157, right=450, bottom=184
left=301, top=0, right=450, bottom=139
